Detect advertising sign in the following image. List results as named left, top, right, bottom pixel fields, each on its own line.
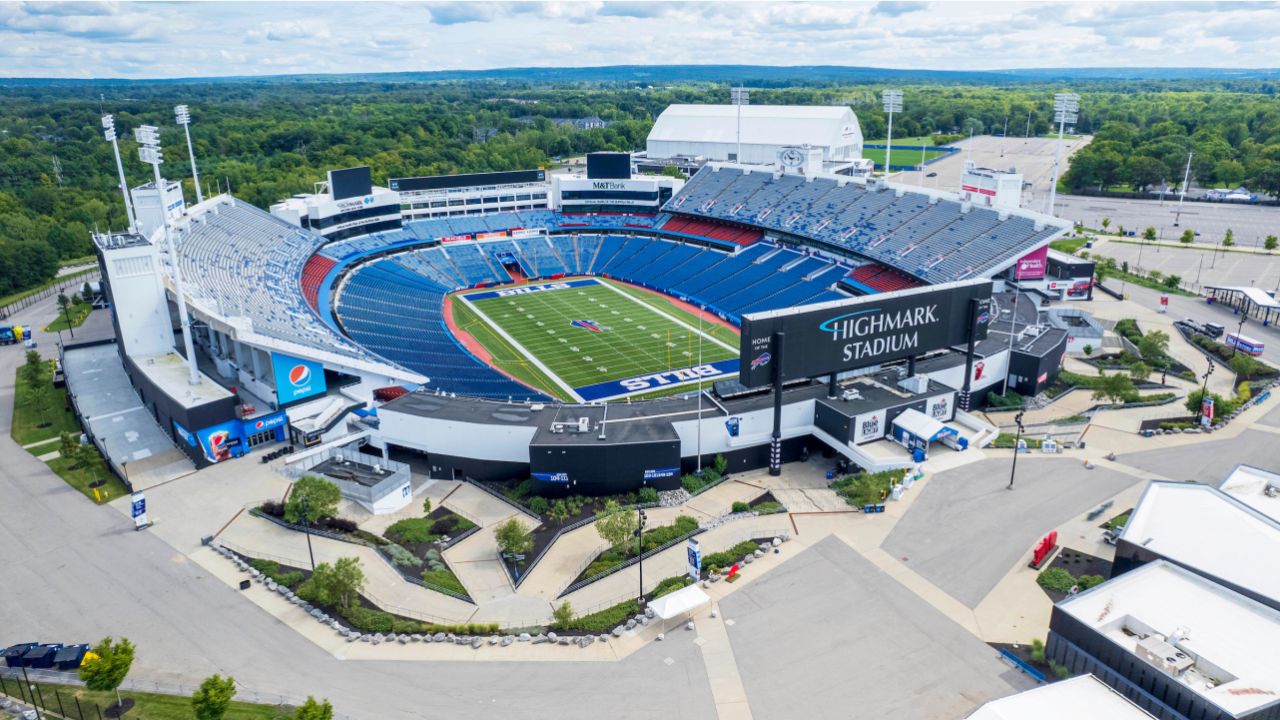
left=643, top=468, right=679, bottom=481
left=1013, top=246, right=1048, bottom=280
left=926, top=394, right=952, bottom=421
left=271, top=352, right=327, bottom=405
left=853, top=408, right=887, bottom=444
left=173, top=420, right=196, bottom=448
left=687, top=537, right=702, bottom=581
left=1201, top=395, right=1215, bottom=427
left=131, top=492, right=149, bottom=530
left=739, top=279, right=992, bottom=388
left=532, top=471, right=570, bottom=484
left=196, top=419, right=243, bottom=463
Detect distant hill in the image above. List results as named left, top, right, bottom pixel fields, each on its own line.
left=4, top=64, right=1279, bottom=87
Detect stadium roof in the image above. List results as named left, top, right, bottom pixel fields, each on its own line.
left=648, top=104, right=861, bottom=149
left=1118, top=481, right=1280, bottom=604
left=1056, top=560, right=1280, bottom=717
left=966, top=675, right=1154, bottom=720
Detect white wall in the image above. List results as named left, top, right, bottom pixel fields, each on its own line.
left=102, top=242, right=175, bottom=359
left=379, top=410, right=537, bottom=463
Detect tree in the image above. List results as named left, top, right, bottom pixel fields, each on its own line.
left=1142, top=226, right=1157, bottom=243
left=1265, top=235, right=1278, bottom=253
left=1213, top=158, right=1245, bottom=186
left=59, top=432, right=80, bottom=466
left=79, top=636, right=135, bottom=711
left=1129, top=361, right=1151, bottom=383
left=1092, top=373, right=1136, bottom=404
left=553, top=600, right=574, bottom=626
left=1163, top=274, right=1182, bottom=289
left=1125, top=155, right=1166, bottom=190
left=191, top=674, right=237, bottom=720
left=57, top=292, right=73, bottom=331
left=659, top=165, right=684, bottom=179
left=713, top=453, right=728, bottom=476
left=295, top=697, right=334, bottom=720
left=421, top=497, right=432, bottom=515
left=284, top=475, right=340, bottom=524
left=20, top=349, right=44, bottom=388
left=494, top=517, right=533, bottom=556
left=548, top=499, right=570, bottom=524
left=1100, top=217, right=1111, bottom=232
left=1229, top=353, right=1255, bottom=379
left=302, top=557, right=365, bottom=608
left=595, top=499, right=639, bottom=551
left=1138, top=330, right=1170, bottom=363
left=1180, top=229, right=1195, bottom=244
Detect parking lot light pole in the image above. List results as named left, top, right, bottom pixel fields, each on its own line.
left=1007, top=411, right=1025, bottom=491
left=1174, top=151, right=1193, bottom=227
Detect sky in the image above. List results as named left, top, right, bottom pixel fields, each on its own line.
left=0, top=1, right=1276, bottom=79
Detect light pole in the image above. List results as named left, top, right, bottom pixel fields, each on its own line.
left=174, top=104, right=204, bottom=204
left=301, top=494, right=316, bottom=571
left=882, top=89, right=903, bottom=176
left=102, top=114, right=138, bottom=233
left=1047, top=92, right=1079, bottom=217
left=730, top=86, right=749, bottom=163
left=696, top=308, right=704, bottom=472
left=1174, top=151, right=1193, bottom=227
left=1200, top=360, right=1215, bottom=405
left=635, top=507, right=648, bottom=607
left=1002, top=294, right=1019, bottom=397
left=136, top=125, right=201, bottom=386
left=1007, top=410, right=1025, bottom=491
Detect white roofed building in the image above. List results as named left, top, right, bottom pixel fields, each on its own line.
left=1218, top=464, right=1280, bottom=523
left=645, top=104, right=863, bottom=172
left=966, top=675, right=1155, bottom=719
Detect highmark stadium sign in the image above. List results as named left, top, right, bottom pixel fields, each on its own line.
left=738, top=279, right=993, bottom=388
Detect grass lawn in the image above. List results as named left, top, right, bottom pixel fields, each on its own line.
left=456, top=278, right=737, bottom=401
left=47, top=454, right=129, bottom=504
left=45, top=303, right=93, bottom=332
left=1050, top=237, right=1089, bottom=255
left=9, top=680, right=298, bottom=720
left=11, top=367, right=81, bottom=446
left=867, top=135, right=937, bottom=146
left=449, top=296, right=567, bottom=397
left=861, top=145, right=950, bottom=169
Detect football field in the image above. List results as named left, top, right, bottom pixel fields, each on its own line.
left=453, top=278, right=739, bottom=402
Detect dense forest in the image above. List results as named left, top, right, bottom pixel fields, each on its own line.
left=1, top=76, right=1278, bottom=300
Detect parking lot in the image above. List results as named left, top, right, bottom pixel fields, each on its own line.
left=1090, top=240, right=1280, bottom=292
left=1056, top=194, right=1279, bottom=244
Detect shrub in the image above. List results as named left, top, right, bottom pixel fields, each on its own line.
left=1030, top=638, right=1046, bottom=664
left=639, top=515, right=699, bottom=552
left=701, top=541, right=761, bottom=572
left=250, top=558, right=280, bottom=577
left=422, top=568, right=467, bottom=596
left=552, top=599, right=640, bottom=633
left=553, top=601, right=573, bottom=626
left=731, top=501, right=750, bottom=513
left=276, top=571, right=304, bottom=589
left=494, top=517, right=534, bottom=556
left=681, top=474, right=706, bottom=494
left=339, top=604, right=394, bottom=633
left=987, top=390, right=1025, bottom=409
left=752, top=501, right=786, bottom=515
left=1077, top=574, right=1105, bottom=590
left=637, top=487, right=658, bottom=504
left=1036, top=567, right=1077, bottom=593
left=831, top=470, right=897, bottom=506
left=321, top=517, right=358, bottom=533
left=652, top=575, right=693, bottom=599
left=392, top=619, right=423, bottom=635
left=1049, top=660, right=1071, bottom=679
left=506, top=478, right=537, bottom=501
left=384, top=543, right=423, bottom=568
left=527, top=496, right=549, bottom=515
left=284, top=475, right=341, bottom=524
left=259, top=500, right=284, bottom=517
left=385, top=517, right=437, bottom=545
left=1083, top=344, right=1093, bottom=355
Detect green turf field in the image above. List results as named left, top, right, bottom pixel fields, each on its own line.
left=455, top=278, right=738, bottom=402
left=861, top=145, right=951, bottom=169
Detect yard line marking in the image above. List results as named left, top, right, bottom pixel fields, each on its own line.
left=460, top=293, right=584, bottom=402
left=597, top=280, right=738, bottom=354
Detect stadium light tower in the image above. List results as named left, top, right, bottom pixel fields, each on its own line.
left=1174, top=150, right=1193, bottom=227
left=1047, top=92, right=1079, bottom=216
left=730, top=86, right=749, bottom=163
left=102, top=114, right=138, bottom=233
left=881, top=89, right=903, bottom=177
left=136, top=125, right=201, bottom=386
left=174, top=105, right=204, bottom=204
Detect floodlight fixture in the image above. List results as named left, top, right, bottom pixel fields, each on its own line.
left=102, top=113, right=138, bottom=232
left=175, top=104, right=203, bottom=203
left=882, top=89, right=904, bottom=175
left=1047, top=92, right=1081, bottom=216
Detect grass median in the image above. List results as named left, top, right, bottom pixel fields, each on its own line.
left=0, top=678, right=298, bottom=720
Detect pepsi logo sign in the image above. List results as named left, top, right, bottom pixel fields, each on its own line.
left=288, top=364, right=312, bottom=387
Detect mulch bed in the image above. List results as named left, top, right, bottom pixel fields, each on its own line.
left=1037, top=547, right=1113, bottom=603
left=748, top=491, right=779, bottom=508
left=988, top=641, right=1060, bottom=682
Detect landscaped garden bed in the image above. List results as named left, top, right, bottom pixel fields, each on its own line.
left=1178, top=326, right=1279, bottom=382
left=571, top=514, right=700, bottom=585
left=1034, top=547, right=1111, bottom=603
left=830, top=470, right=899, bottom=506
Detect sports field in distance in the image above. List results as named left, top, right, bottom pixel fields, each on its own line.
left=861, top=144, right=953, bottom=169
left=450, top=277, right=739, bottom=402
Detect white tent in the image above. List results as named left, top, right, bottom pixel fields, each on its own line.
left=647, top=583, right=711, bottom=623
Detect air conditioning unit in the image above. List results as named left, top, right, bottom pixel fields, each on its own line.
left=1137, top=636, right=1194, bottom=675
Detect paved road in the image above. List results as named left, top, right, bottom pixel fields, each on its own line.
left=1090, top=240, right=1280, bottom=294
left=1118, top=429, right=1280, bottom=482
left=893, top=135, right=1089, bottom=210
left=1117, top=282, right=1280, bottom=368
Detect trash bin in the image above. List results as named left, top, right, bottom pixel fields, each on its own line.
left=2, top=643, right=36, bottom=668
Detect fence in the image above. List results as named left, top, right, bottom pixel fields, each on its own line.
left=510, top=500, right=660, bottom=589
left=996, top=647, right=1046, bottom=683
left=282, top=446, right=410, bottom=509
left=0, top=270, right=100, bottom=320
left=0, top=667, right=356, bottom=720
left=558, top=526, right=705, bottom=598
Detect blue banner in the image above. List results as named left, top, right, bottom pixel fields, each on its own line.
left=173, top=420, right=197, bottom=448
left=643, top=467, right=679, bottom=481
left=462, top=277, right=598, bottom=302
left=196, top=419, right=243, bottom=464
left=271, top=352, right=327, bottom=405
left=532, top=471, right=570, bottom=484
left=574, top=358, right=739, bottom=402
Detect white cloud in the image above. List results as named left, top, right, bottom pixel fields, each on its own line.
left=0, top=1, right=1277, bottom=79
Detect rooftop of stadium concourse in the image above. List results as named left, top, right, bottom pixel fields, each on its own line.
left=814, top=372, right=953, bottom=422
left=531, top=404, right=682, bottom=446
left=134, top=350, right=232, bottom=409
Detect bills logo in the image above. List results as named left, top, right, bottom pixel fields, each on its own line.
left=976, top=312, right=991, bottom=325
left=288, top=364, right=312, bottom=387
left=571, top=319, right=605, bottom=333
left=750, top=353, right=772, bottom=370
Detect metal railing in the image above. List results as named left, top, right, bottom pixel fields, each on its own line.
left=0, top=269, right=100, bottom=320
left=0, top=667, right=356, bottom=720
left=558, top=526, right=705, bottom=598
left=511, top=500, right=659, bottom=589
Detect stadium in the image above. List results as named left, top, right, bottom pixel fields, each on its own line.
left=88, top=104, right=1071, bottom=503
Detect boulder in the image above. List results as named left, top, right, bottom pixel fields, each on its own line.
left=397, top=635, right=408, bottom=644
left=754, top=549, right=764, bottom=558
left=557, top=636, right=570, bottom=646
left=433, top=632, right=446, bottom=642
left=743, top=554, right=754, bottom=564
left=346, top=632, right=359, bottom=642
left=411, top=634, right=422, bottom=642
left=471, top=637, right=483, bottom=649
left=625, top=619, right=637, bottom=631
left=489, top=635, right=499, bottom=645
left=500, top=635, right=514, bottom=647
left=547, top=631, right=558, bottom=642
left=772, top=537, right=781, bottom=547
left=655, top=633, right=665, bottom=641
left=685, top=620, right=694, bottom=631
left=580, top=635, right=594, bottom=647
left=360, top=634, right=372, bottom=643
left=518, top=632, right=532, bottom=642
left=532, top=634, right=549, bottom=645
left=266, top=580, right=278, bottom=591
left=612, top=625, right=625, bottom=637
left=644, top=607, right=655, bottom=619
left=599, top=634, right=610, bottom=643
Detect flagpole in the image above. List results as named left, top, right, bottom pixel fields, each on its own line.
left=696, top=308, right=704, bottom=473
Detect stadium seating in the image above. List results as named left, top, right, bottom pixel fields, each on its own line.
left=172, top=198, right=370, bottom=359
left=659, top=215, right=762, bottom=246
left=300, top=255, right=335, bottom=311
left=666, top=166, right=1064, bottom=283
left=848, top=263, right=925, bottom=293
